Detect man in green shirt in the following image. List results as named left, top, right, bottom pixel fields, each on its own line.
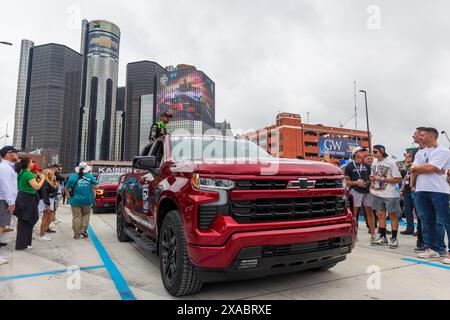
left=148, top=112, right=173, bottom=142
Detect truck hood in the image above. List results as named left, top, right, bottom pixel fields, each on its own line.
left=171, top=158, right=342, bottom=176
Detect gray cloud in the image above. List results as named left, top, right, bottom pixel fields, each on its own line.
left=1, top=0, right=449, bottom=158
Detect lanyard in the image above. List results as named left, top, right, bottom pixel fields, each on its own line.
left=352, top=161, right=364, bottom=179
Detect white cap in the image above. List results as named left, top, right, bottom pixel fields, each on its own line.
left=352, top=147, right=368, bottom=157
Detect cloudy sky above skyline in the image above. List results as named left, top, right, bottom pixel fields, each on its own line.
left=1, top=0, right=450, bottom=158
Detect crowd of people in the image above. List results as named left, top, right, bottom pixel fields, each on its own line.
left=344, top=127, right=450, bottom=265
left=0, top=127, right=449, bottom=267
left=0, top=145, right=98, bottom=265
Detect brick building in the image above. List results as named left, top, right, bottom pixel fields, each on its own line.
left=244, top=113, right=371, bottom=165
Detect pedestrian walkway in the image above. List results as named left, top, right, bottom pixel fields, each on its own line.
left=0, top=206, right=449, bottom=300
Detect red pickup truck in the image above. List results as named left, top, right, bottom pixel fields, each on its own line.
left=116, top=135, right=356, bottom=296
left=94, top=173, right=122, bottom=214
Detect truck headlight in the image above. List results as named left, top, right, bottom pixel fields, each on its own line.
left=96, top=189, right=104, bottom=196
left=192, top=174, right=235, bottom=190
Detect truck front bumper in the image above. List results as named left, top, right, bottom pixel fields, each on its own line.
left=187, top=222, right=354, bottom=281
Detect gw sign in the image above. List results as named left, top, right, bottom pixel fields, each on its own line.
left=319, top=138, right=361, bottom=159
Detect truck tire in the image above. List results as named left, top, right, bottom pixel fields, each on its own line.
left=159, top=210, right=203, bottom=296
left=93, top=207, right=100, bottom=214
left=116, top=200, right=131, bottom=242
left=311, top=262, right=338, bottom=272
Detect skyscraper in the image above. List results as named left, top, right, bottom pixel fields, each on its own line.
left=20, top=43, right=83, bottom=170
left=156, top=64, right=215, bottom=135
left=79, top=19, right=121, bottom=161
left=123, top=61, right=165, bottom=161
left=13, top=39, right=34, bottom=149
left=114, top=86, right=125, bottom=160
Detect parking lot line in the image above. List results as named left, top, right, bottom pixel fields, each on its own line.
left=0, top=265, right=105, bottom=282
left=87, top=225, right=137, bottom=300
left=402, top=258, right=450, bottom=271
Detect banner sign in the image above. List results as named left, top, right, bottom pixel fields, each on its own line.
left=319, top=138, right=361, bottom=159
left=92, top=166, right=136, bottom=175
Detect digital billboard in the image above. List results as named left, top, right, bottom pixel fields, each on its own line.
left=319, top=137, right=361, bottom=158
left=156, top=69, right=215, bottom=127
left=87, top=32, right=120, bottom=63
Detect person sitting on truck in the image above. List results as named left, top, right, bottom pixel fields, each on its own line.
left=149, top=112, right=173, bottom=142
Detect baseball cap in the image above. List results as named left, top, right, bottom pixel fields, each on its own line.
left=352, top=147, right=368, bottom=157
left=0, top=146, right=22, bottom=158
left=373, top=145, right=389, bottom=157
left=31, top=163, right=41, bottom=172
left=161, top=112, right=173, bottom=119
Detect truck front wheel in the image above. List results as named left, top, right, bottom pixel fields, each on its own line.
left=159, top=210, right=203, bottom=296
left=116, top=200, right=131, bottom=242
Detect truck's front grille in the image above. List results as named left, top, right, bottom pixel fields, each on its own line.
left=231, top=196, right=346, bottom=223
left=103, top=190, right=117, bottom=198
left=234, top=179, right=343, bottom=190
left=262, top=237, right=353, bottom=257
left=235, top=180, right=288, bottom=190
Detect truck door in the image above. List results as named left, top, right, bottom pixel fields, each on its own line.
left=123, top=142, right=153, bottom=227
left=137, top=139, right=165, bottom=235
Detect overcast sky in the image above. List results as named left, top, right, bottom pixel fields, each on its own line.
left=1, top=0, right=450, bottom=158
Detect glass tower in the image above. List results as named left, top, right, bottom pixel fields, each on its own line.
left=23, top=44, right=83, bottom=171
left=123, top=61, right=165, bottom=161
left=13, top=39, right=34, bottom=149
left=79, top=19, right=121, bottom=161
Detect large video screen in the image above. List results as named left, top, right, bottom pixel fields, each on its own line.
left=156, top=70, right=215, bottom=126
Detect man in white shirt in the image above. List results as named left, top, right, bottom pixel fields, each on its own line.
left=370, top=145, right=403, bottom=249
left=0, top=146, right=21, bottom=265
left=411, top=128, right=450, bottom=264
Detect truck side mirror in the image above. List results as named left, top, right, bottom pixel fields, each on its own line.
left=132, top=156, right=157, bottom=170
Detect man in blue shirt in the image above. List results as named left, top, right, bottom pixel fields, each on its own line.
left=66, top=162, right=97, bottom=240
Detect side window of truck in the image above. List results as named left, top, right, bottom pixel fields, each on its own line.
left=141, top=142, right=153, bottom=156
left=151, top=141, right=164, bottom=168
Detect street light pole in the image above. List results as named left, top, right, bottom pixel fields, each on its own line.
left=442, top=130, right=450, bottom=145
left=359, top=90, right=372, bottom=152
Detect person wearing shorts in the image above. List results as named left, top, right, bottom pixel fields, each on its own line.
left=370, top=145, right=403, bottom=249
left=345, top=147, right=376, bottom=244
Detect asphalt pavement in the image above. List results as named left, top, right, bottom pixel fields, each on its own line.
left=0, top=205, right=449, bottom=300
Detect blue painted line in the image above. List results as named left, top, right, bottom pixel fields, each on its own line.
left=0, top=265, right=105, bottom=282
left=88, top=225, right=136, bottom=300
left=403, top=258, right=450, bottom=271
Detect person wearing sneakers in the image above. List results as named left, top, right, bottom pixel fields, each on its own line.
left=37, top=169, right=59, bottom=242
left=411, top=128, right=450, bottom=264
left=14, top=158, right=46, bottom=251
left=345, top=147, right=376, bottom=244
left=66, top=163, right=97, bottom=240
left=370, top=145, right=403, bottom=249
left=0, top=146, right=21, bottom=265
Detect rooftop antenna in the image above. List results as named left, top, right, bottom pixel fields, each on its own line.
left=1, top=123, right=9, bottom=147
left=354, top=81, right=358, bottom=143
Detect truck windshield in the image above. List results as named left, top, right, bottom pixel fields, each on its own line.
left=169, top=136, right=273, bottom=161
left=98, top=174, right=122, bottom=184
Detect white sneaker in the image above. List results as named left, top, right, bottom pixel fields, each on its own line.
left=38, top=236, right=52, bottom=242
left=443, top=256, right=450, bottom=265
left=27, top=246, right=33, bottom=250
left=0, top=257, right=8, bottom=265
left=418, top=249, right=440, bottom=260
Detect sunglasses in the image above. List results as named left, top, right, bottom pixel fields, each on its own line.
left=373, top=151, right=380, bottom=154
